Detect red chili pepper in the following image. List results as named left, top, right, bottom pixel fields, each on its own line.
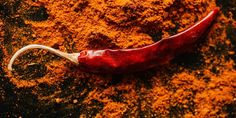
left=8, top=8, right=219, bottom=74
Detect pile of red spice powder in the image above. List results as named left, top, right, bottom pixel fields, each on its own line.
left=0, top=0, right=235, bottom=117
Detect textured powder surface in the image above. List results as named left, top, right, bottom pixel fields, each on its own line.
left=0, top=0, right=236, bottom=117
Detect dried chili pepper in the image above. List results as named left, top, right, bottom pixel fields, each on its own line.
left=8, top=8, right=219, bottom=74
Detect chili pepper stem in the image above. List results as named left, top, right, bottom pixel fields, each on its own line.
left=8, top=44, right=80, bottom=71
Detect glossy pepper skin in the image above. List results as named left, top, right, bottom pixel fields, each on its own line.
left=77, top=8, right=219, bottom=73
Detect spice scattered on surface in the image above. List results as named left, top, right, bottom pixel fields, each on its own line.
left=0, top=0, right=235, bottom=117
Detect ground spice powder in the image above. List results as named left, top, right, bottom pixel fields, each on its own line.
left=0, top=0, right=235, bottom=117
